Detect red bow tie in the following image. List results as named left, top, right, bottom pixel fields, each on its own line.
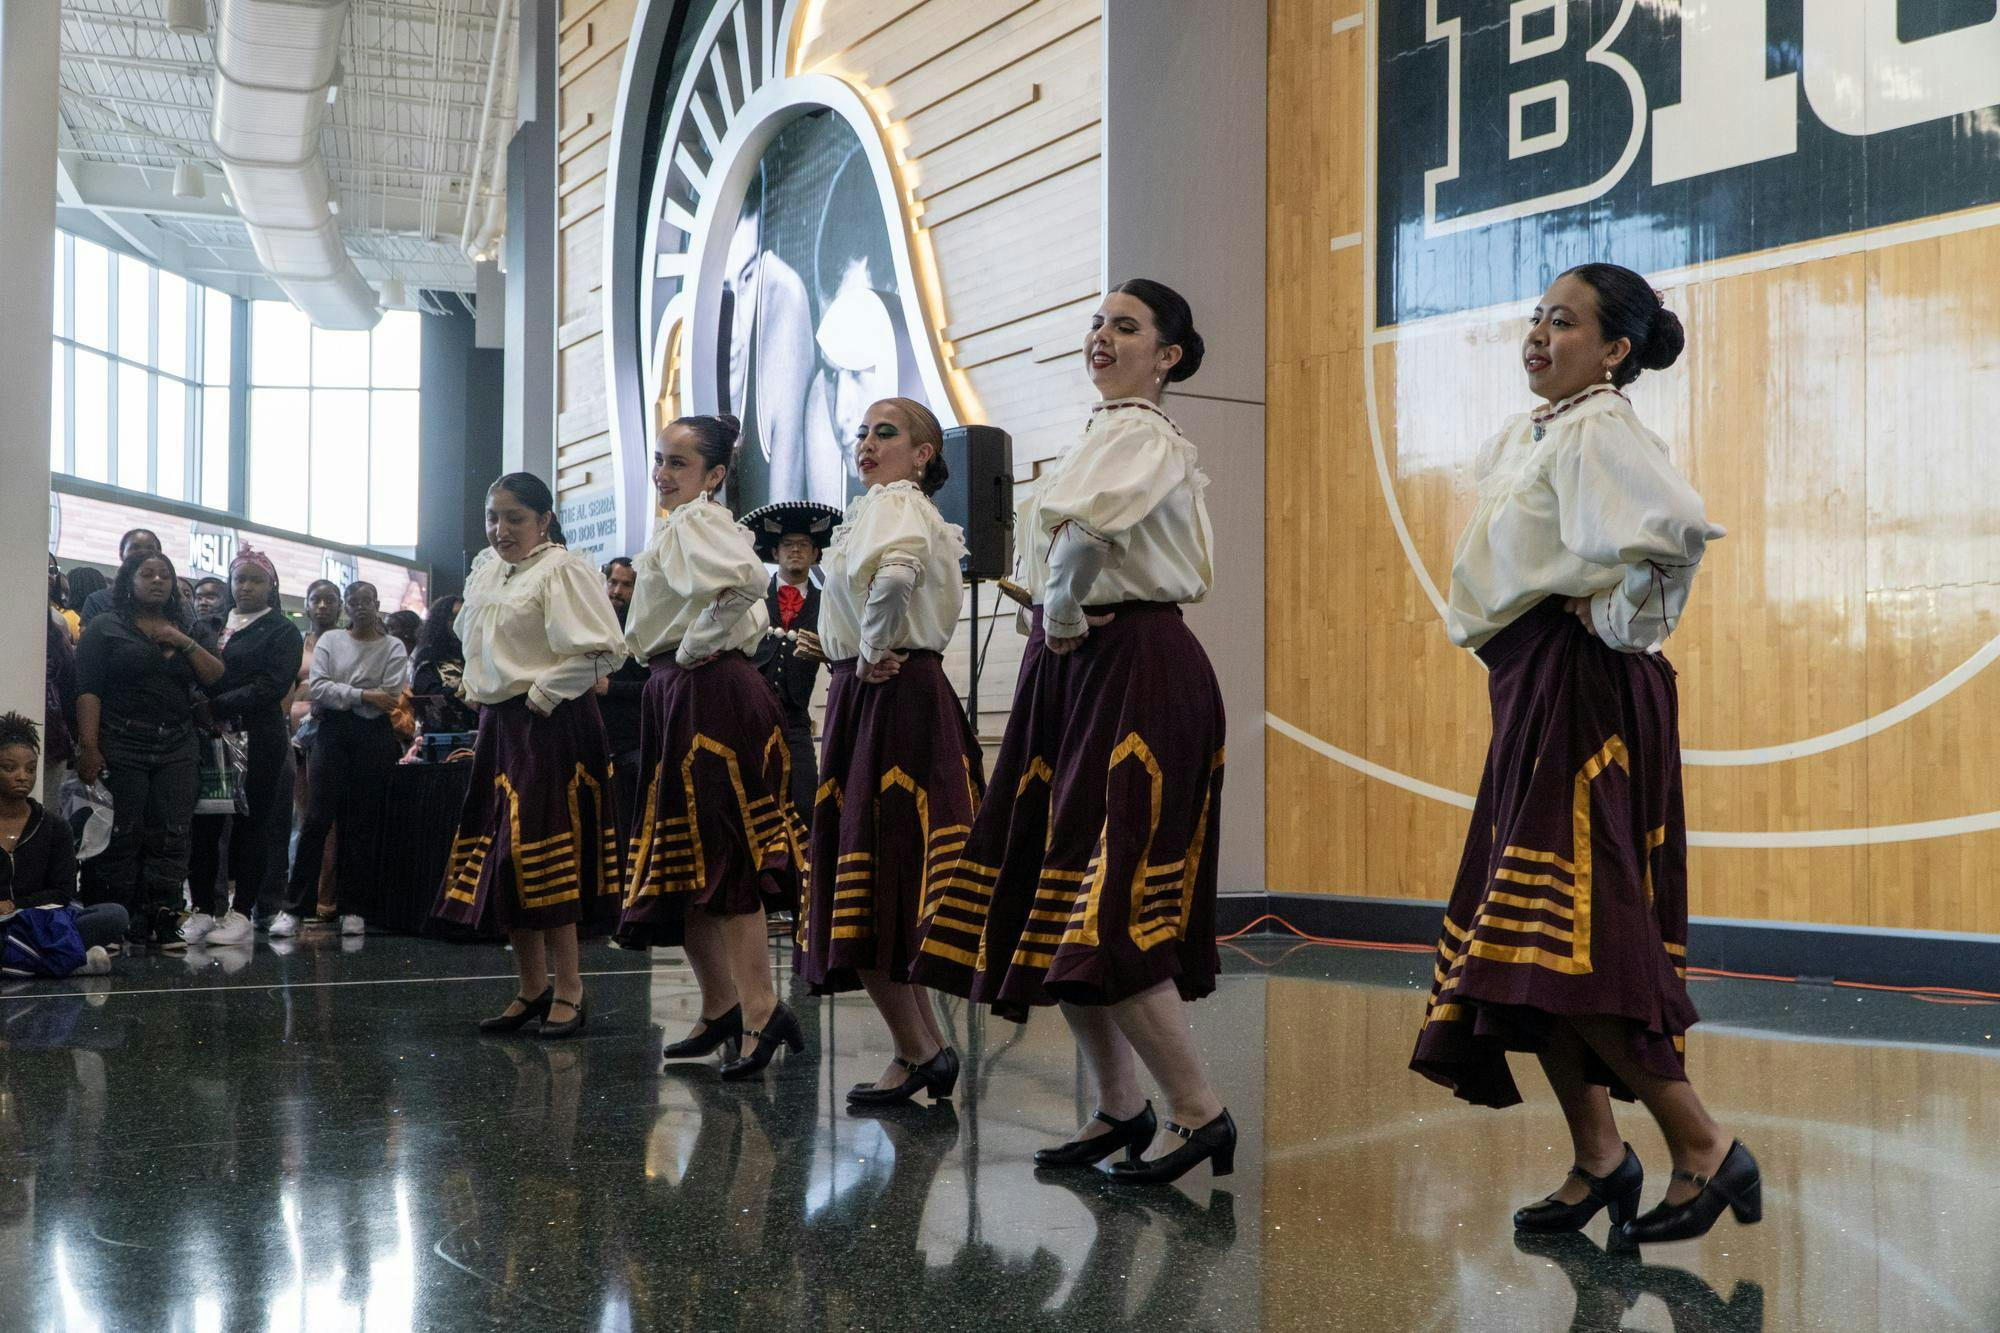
left=777, top=584, right=805, bottom=629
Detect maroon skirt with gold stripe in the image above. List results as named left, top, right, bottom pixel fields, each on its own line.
left=1409, top=598, right=1698, bottom=1109
left=912, top=604, right=1226, bottom=1018
left=430, top=693, right=623, bottom=935
left=797, top=652, right=983, bottom=994
left=616, top=651, right=802, bottom=948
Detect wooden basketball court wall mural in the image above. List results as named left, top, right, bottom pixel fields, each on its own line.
left=1267, top=0, right=2000, bottom=933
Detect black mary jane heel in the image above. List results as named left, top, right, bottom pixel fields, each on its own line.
left=847, top=1047, right=960, bottom=1107
left=1515, top=1143, right=1644, bottom=1234
left=538, top=993, right=587, bottom=1040
left=663, top=1004, right=744, bottom=1063
left=1108, top=1108, right=1235, bottom=1184
left=718, top=1002, right=806, bottom=1080
left=1618, top=1141, right=1761, bottom=1245
left=1034, top=1102, right=1158, bottom=1169
left=477, top=987, right=553, bottom=1034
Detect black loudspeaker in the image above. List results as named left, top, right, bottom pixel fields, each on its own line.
left=935, top=424, right=1014, bottom=580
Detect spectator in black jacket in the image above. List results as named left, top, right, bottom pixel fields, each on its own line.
left=184, top=548, right=305, bottom=948
left=599, top=557, right=648, bottom=837
left=409, top=595, right=479, bottom=738
left=0, top=712, right=123, bottom=968
left=79, top=529, right=161, bottom=626
left=74, top=550, right=225, bottom=949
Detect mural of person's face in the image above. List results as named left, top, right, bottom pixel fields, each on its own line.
left=816, top=277, right=902, bottom=484
left=724, top=210, right=764, bottom=413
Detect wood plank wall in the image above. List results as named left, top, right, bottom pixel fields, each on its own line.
left=555, top=0, right=1107, bottom=739
left=1265, top=3, right=2000, bottom=933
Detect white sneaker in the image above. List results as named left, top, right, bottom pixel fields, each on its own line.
left=206, top=911, right=254, bottom=946
left=338, top=914, right=366, bottom=937
left=268, top=911, right=301, bottom=938
left=180, top=912, right=218, bottom=944
left=80, top=946, right=111, bottom=976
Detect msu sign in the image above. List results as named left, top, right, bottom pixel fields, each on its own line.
left=1375, top=0, right=2000, bottom=325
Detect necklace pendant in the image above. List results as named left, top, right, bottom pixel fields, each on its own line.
left=1532, top=424, right=1546, bottom=442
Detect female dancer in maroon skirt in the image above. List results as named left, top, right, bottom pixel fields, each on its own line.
left=619, top=413, right=807, bottom=1079
left=433, top=473, right=627, bottom=1038
left=913, top=281, right=1232, bottom=1184
left=1409, top=263, right=1760, bottom=1245
left=800, top=398, right=983, bottom=1107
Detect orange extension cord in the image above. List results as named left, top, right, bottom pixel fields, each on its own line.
left=1219, top=913, right=2000, bottom=1006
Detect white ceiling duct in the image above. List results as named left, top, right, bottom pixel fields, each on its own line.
left=211, top=0, right=379, bottom=329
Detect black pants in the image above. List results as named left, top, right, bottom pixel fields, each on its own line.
left=612, top=747, right=643, bottom=845
left=95, top=716, right=199, bottom=926
left=782, top=707, right=817, bottom=834
left=187, top=715, right=290, bottom=919
left=285, top=712, right=399, bottom=916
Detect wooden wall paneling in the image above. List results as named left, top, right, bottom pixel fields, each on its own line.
left=1267, top=0, right=2000, bottom=933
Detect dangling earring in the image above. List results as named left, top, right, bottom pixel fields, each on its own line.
left=1603, top=368, right=1613, bottom=383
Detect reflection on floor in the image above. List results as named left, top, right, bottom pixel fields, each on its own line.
left=1, top=932, right=1994, bottom=1331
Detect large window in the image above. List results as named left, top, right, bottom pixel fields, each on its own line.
left=49, top=233, right=234, bottom=509
left=249, top=302, right=421, bottom=548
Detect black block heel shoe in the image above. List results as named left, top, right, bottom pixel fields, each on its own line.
left=663, top=1005, right=744, bottom=1062
left=1034, top=1103, right=1158, bottom=1169
left=478, top=987, right=554, bottom=1034
left=1109, top=1108, right=1235, bottom=1184
left=848, top=1047, right=960, bottom=1107
left=1514, top=1143, right=1644, bottom=1233
left=1619, top=1141, right=1761, bottom=1245
left=538, top=994, right=587, bottom=1040
left=719, top=1002, right=805, bottom=1080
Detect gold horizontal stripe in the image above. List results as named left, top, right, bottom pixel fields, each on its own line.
left=1012, top=950, right=1054, bottom=969
left=1039, top=869, right=1091, bottom=882
left=932, top=876, right=994, bottom=894
left=1664, top=941, right=1687, bottom=957
left=831, top=926, right=873, bottom=940
left=1466, top=939, right=1592, bottom=975
left=839, top=852, right=874, bottom=865
left=1485, top=889, right=1575, bottom=921
left=1502, top=845, right=1576, bottom=876
left=1018, top=930, right=1065, bottom=945
left=1493, top=867, right=1574, bottom=892
left=1477, top=911, right=1575, bottom=943
left=834, top=888, right=872, bottom=901
left=1027, top=908, right=1069, bottom=923
left=1427, top=1003, right=1465, bottom=1025
left=920, top=939, right=978, bottom=967
left=836, top=870, right=873, bottom=883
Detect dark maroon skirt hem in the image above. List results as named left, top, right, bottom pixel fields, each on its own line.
left=915, top=604, right=1225, bottom=1013
left=797, top=652, right=983, bottom=994
left=616, top=652, right=801, bottom=949
left=1409, top=598, right=1698, bottom=1110
left=428, top=693, right=623, bottom=936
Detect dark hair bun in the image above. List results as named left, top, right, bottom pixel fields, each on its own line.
left=713, top=413, right=742, bottom=444
left=1639, top=307, right=1685, bottom=372
left=920, top=449, right=951, bottom=497
left=1168, top=326, right=1205, bottom=383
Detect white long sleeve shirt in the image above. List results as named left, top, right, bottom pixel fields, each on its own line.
left=624, top=496, right=770, bottom=666
left=818, top=480, right=967, bottom=664
left=1446, top=385, right=1725, bottom=653
left=308, top=629, right=408, bottom=719
left=455, top=543, right=627, bottom=711
left=1014, top=398, right=1214, bottom=635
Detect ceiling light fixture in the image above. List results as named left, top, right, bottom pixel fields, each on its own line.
left=172, top=161, right=205, bottom=199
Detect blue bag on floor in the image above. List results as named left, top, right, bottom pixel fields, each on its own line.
left=0, top=904, right=88, bottom=978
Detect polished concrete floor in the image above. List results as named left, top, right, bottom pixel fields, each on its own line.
left=2, top=930, right=1995, bottom=1331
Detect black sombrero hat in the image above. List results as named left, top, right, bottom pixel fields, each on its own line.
left=739, top=500, right=844, bottom=561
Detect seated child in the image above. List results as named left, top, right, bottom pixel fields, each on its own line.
left=1, top=711, right=122, bottom=974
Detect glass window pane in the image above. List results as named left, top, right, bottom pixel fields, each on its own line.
left=252, top=299, right=310, bottom=386
left=158, top=272, right=188, bottom=378
left=310, top=389, right=370, bottom=544
left=50, top=344, right=66, bottom=472
left=118, top=364, right=151, bottom=489
left=53, top=235, right=67, bottom=339
left=368, top=391, right=420, bottom=546
left=157, top=378, right=187, bottom=500
left=205, top=289, right=234, bottom=386
left=202, top=386, right=232, bottom=509
left=371, top=311, right=422, bottom=388
left=249, top=388, right=309, bottom=533
left=74, top=351, right=108, bottom=481
left=118, top=255, right=152, bottom=364
left=74, top=238, right=109, bottom=350
left=312, top=326, right=370, bottom=387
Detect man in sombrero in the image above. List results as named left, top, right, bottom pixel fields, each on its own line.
left=741, top=501, right=842, bottom=842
